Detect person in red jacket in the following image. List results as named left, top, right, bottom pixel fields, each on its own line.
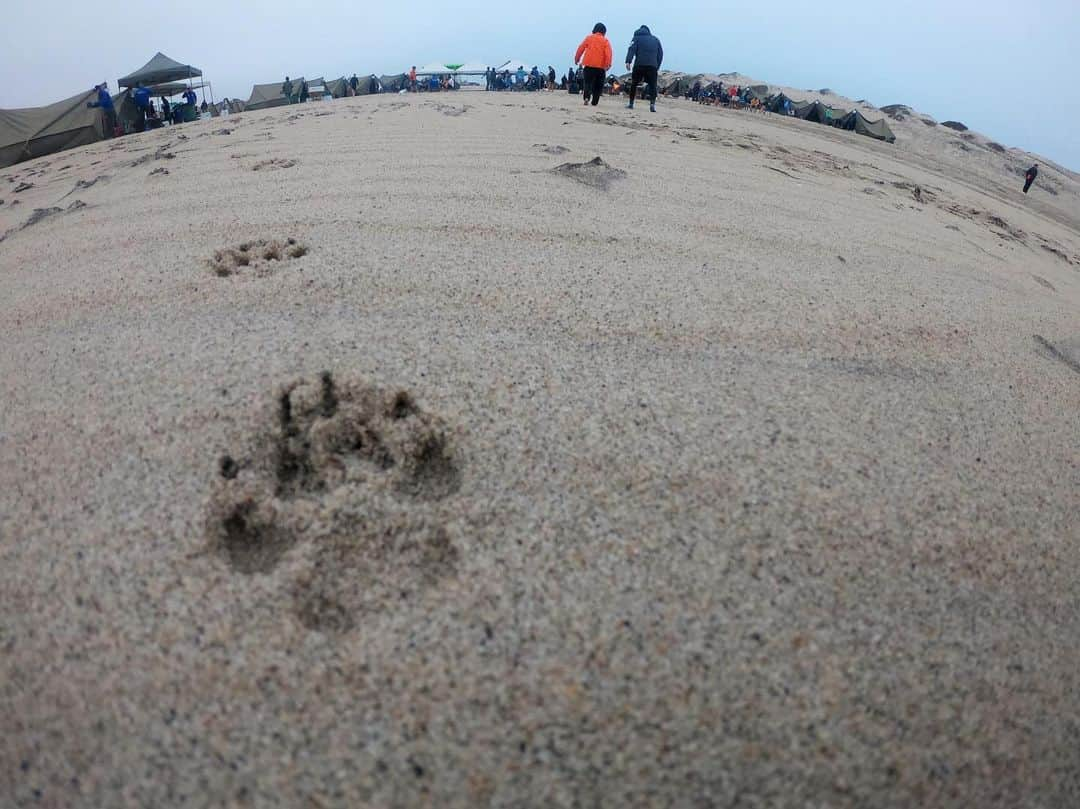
left=575, top=23, right=613, bottom=107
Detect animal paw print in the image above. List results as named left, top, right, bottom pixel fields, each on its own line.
left=208, top=238, right=307, bottom=276
left=206, top=373, right=463, bottom=632
left=251, top=158, right=297, bottom=171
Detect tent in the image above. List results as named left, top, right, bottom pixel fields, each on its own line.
left=0, top=89, right=105, bottom=169
left=324, top=77, right=349, bottom=98
left=118, top=52, right=202, bottom=88
left=766, top=93, right=796, bottom=113
left=453, top=62, right=489, bottom=75
left=745, top=84, right=770, bottom=101
left=416, top=62, right=452, bottom=76
left=144, top=81, right=209, bottom=97
left=496, top=59, right=531, bottom=73
left=836, top=110, right=896, bottom=143
left=245, top=77, right=305, bottom=110
left=796, top=101, right=831, bottom=124
left=379, top=74, right=408, bottom=93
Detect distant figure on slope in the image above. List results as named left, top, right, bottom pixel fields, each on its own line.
left=575, top=23, right=613, bottom=107
left=548, top=66, right=557, bottom=91
left=1023, top=164, right=1038, bottom=194
left=625, top=24, right=663, bottom=112
left=409, top=67, right=417, bottom=92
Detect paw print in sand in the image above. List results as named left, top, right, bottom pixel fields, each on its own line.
left=209, top=238, right=307, bottom=276
left=206, top=373, right=463, bottom=633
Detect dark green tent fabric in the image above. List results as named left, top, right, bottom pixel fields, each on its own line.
left=324, top=78, right=349, bottom=98
left=145, top=81, right=208, bottom=97
left=111, top=90, right=141, bottom=132
left=837, top=110, right=896, bottom=143
left=245, top=77, right=305, bottom=110
left=0, top=89, right=104, bottom=169
left=745, top=85, right=770, bottom=101
left=379, top=74, right=407, bottom=93
left=766, top=93, right=797, bottom=113
left=797, top=101, right=832, bottom=124
left=118, top=52, right=201, bottom=88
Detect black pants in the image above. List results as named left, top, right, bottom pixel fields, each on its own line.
left=1023, top=177, right=1034, bottom=194
left=582, top=67, right=605, bottom=105
left=629, top=65, right=658, bottom=103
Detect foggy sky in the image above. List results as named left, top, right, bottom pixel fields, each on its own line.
left=2, top=0, right=1078, bottom=169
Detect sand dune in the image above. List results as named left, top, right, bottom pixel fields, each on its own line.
left=1, top=90, right=1078, bottom=808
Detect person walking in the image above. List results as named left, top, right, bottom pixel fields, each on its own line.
left=547, top=66, right=557, bottom=92
left=625, top=24, right=663, bottom=112
left=575, top=23, right=613, bottom=107
left=1023, top=163, right=1039, bottom=194
left=281, top=76, right=294, bottom=103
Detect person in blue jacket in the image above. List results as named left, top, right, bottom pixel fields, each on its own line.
left=625, top=25, right=663, bottom=112
left=131, top=83, right=152, bottom=130
left=88, top=84, right=119, bottom=136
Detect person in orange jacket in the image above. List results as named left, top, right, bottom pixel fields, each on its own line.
left=575, top=23, right=612, bottom=107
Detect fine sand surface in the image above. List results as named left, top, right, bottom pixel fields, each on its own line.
left=2, top=90, right=1079, bottom=808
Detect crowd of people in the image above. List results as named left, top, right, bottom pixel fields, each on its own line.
left=481, top=65, right=559, bottom=92
left=88, top=81, right=204, bottom=135
left=684, top=82, right=774, bottom=113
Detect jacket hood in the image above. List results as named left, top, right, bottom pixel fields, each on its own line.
left=635, top=26, right=651, bottom=35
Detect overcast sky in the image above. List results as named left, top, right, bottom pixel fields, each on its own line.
left=3, top=0, right=1078, bottom=168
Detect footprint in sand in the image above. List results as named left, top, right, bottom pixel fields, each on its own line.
left=552, top=156, right=627, bottom=191
left=207, top=238, right=308, bottom=276
left=206, top=373, right=463, bottom=632
left=251, top=157, right=298, bottom=172
left=1032, top=335, right=1080, bottom=375
left=0, top=200, right=86, bottom=243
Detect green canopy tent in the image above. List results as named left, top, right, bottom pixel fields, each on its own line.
left=0, top=89, right=105, bottom=169
left=836, top=110, right=896, bottom=143
left=119, top=52, right=203, bottom=93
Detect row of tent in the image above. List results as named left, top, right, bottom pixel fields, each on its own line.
left=2, top=51, right=210, bottom=169
left=767, top=95, right=895, bottom=142
left=244, top=74, right=409, bottom=110
left=657, top=75, right=895, bottom=143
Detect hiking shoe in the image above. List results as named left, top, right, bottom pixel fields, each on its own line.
left=650, top=103, right=656, bottom=113
left=627, top=101, right=634, bottom=109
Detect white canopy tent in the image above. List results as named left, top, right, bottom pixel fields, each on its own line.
left=453, top=61, right=489, bottom=75
left=415, top=62, right=453, bottom=76
left=496, top=60, right=532, bottom=73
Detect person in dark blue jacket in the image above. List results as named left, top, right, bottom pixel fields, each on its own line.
left=131, top=83, right=152, bottom=131
left=87, top=84, right=119, bottom=136
left=625, top=25, right=663, bottom=112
